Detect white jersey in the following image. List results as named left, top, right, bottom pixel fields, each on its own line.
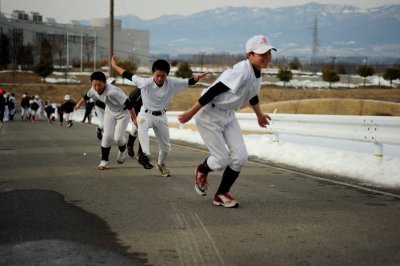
left=202, top=59, right=261, bottom=110
left=86, top=83, right=128, bottom=112
left=129, top=75, right=189, bottom=110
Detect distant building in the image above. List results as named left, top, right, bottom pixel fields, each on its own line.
left=0, top=10, right=149, bottom=68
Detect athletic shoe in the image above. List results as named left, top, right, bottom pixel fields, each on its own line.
left=127, top=146, right=134, bottom=157
left=98, top=160, right=109, bottom=170
left=67, top=121, right=73, bottom=128
left=157, top=163, right=170, bottom=177
left=117, top=150, right=127, bottom=164
left=96, top=127, right=103, bottom=140
left=194, top=165, right=208, bottom=196
left=137, top=151, right=144, bottom=161
left=138, top=154, right=153, bottom=169
left=213, top=193, right=239, bottom=208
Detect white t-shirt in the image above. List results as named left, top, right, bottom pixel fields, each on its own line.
left=202, top=59, right=261, bottom=110
left=86, top=83, right=128, bottom=112
left=129, top=76, right=189, bottom=111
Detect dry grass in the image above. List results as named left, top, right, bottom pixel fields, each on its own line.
left=1, top=71, right=400, bottom=115
left=241, top=98, right=400, bottom=116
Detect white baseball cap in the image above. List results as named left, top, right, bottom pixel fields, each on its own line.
left=106, top=77, right=116, bottom=84
left=64, top=94, right=71, bottom=100
left=246, top=35, right=277, bottom=54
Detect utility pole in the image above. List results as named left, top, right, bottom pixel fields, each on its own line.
left=80, top=32, right=83, bottom=72
left=331, top=56, right=336, bottom=69
left=66, top=31, right=69, bottom=84
left=109, top=0, right=114, bottom=77
left=310, top=17, right=319, bottom=73
left=93, top=31, right=97, bottom=71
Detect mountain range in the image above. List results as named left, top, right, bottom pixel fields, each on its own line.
left=113, top=2, right=400, bottom=59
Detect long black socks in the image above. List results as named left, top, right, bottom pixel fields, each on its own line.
left=101, top=144, right=126, bottom=161
left=118, top=144, right=126, bottom=152
left=199, top=158, right=212, bottom=174
left=217, top=166, right=240, bottom=194
left=101, top=146, right=111, bottom=161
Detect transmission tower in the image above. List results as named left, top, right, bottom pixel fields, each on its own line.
left=310, top=17, right=319, bottom=72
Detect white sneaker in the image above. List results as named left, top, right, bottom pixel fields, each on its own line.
left=213, top=193, right=239, bottom=208
left=98, top=160, right=109, bottom=170
left=117, top=150, right=127, bottom=164
left=157, top=163, right=171, bottom=177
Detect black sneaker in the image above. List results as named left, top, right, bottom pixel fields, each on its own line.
left=96, top=127, right=103, bottom=140
left=127, top=146, right=134, bottom=157
left=138, top=154, right=153, bottom=169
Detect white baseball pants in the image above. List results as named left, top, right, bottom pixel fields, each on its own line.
left=101, top=108, right=130, bottom=148
left=195, top=104, right=248, bottom=172
left=137, top=109, right=171, bottom=165
left=63, top=112, right=73, bottom=122
left=21, top=107, right=29, bottom=120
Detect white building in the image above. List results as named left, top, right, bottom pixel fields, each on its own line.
left=0, top=10, right=149, bottom=68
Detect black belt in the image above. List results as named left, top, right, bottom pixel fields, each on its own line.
left=145, top=109, right=166, bottom=116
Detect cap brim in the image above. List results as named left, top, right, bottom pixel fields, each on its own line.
left=253, top=46, right=277, bottom=54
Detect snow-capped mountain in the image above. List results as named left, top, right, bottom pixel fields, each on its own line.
left=117, top=3, right=400, bottom=58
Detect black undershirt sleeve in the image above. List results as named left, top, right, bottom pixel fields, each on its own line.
left=122, top=71, right=134, bottom=81
left=123, top=98, right=133, bottom=110
left=83, top=94, right=90, bottom=101
left=188, top=77, right=197, bottom=85
left=249, top=95, right=259, bottom=106
left=198, top=82, right=230, bottom=106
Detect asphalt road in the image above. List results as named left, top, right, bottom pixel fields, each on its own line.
left=1, top=120, right=400, bottom=266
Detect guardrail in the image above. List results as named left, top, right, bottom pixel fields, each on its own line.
left=266, top=114, right=400, bottom=157
left=167, top=112, right=400, bottom=157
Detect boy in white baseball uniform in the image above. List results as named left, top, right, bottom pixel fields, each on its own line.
left=111, top=55, right=208, bottom=176
left=179, top=35, right=275, bottom=208
left=75, top=71, right=137, bottom=170
left=93, top=78, right=114, bottom=140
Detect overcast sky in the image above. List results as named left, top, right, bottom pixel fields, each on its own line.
left=1, top=0, right=400, bottom=23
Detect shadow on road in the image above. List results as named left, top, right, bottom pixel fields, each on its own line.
left=0, top=189, right=147, bottom=265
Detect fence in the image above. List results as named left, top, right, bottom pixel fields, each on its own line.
left=167, top=112, right=400, bottom=157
